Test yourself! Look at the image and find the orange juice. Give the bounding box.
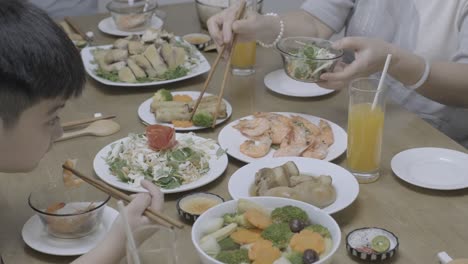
[231,41,256,69]
[347,103,385,174]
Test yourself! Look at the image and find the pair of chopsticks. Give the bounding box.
[61,115,116,130]
[62,164,185,229]
[190,1,247,128]
[64,16,91,42]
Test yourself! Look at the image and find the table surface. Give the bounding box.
[1,3,467,264]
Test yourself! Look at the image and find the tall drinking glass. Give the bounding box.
[347,78,387,183]
[230,0,256,76]
[122,225,178,264]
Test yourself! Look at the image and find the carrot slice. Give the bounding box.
[245,208,272,230]
[230,228,262,244]
[173,94,193,102]
[248,239,281,264]
[289,229,325,254]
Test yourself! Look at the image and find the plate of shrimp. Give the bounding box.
[218,112,347,163]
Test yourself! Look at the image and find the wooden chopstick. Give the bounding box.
[64,16,89,41]
[61,115,116,130]
[62,164,185,229]
[190,1,247,122]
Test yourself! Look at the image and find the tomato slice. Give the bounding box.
[146,125,177,151]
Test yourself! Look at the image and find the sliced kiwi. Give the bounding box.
[371,235,390,253]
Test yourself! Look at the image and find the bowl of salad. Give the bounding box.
[276,37,343,83]
[192,197,341,264]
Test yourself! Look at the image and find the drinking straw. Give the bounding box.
[372,54,392,110]
[117,200,141,264]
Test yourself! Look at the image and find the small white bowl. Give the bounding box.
[191,197,341,264]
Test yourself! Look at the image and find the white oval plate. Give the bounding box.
[218,112,347,163]
[138,91,233,131]
[228,157,359,214]
[391,147,468,190]
[264,69,334,97]
[81,44,210,87]
[98,16,163,37]
[93,134,228,193]
[22,206,118,256]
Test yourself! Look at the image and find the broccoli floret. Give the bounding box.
[304,224,331,238]
[223,213,254,228]
[192,111,214,127]
[271,206,309,224]
[215,249,251,264]
[284,251,303,264]
[261,223,293,249]
[153,89,173,102]
[219,237,240,251]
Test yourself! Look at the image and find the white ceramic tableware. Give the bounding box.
[438,251,468,264]
[138,91,233,131]
[391,147,468,190]
[228,157,359,214]
[98,16,163,37]
[264,69,334,97]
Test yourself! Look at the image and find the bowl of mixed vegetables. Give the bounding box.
[276,37,343,83]
[192,197,341,264]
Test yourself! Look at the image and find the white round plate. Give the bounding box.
[93,134,228,193]
[81,44,210,87]
[391,147,468,190]
[22,206,118,256]
[98,16,163,37]
[138,91,233,131]
[228,157,359,214]
[218,112,347,163]
[264,69,335,97]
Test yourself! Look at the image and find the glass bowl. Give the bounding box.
[107,0,159,32]
[28,184,110,239]
[195,0,263,30]
[276,37,344,83]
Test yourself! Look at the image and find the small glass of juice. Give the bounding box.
[347,77,387,183]
[230,0,256,76]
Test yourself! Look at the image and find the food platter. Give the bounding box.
[138,91,233,130]
[93,133,228,193]
[22,206,118,256]
[228,157,359,214]
[391,147,468,190]
[218,112,347,163]
[81,44,210,87]
[98,16,164,37]
[264,69,335,97]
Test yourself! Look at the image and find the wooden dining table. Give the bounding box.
[1,3,467,264]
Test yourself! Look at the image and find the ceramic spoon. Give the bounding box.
[56,120,120,142]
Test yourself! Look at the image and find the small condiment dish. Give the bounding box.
[183,33,212,51]
[346,227,399,261]
[176,192,224,223]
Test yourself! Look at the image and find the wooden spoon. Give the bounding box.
[56,120,120,142]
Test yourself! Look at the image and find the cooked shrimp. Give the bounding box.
[240,136,272,158]
[291,115,321,136]
[302,141,328,159]
[274,144,309,157]
[233,118,270,138]
[269,116,292,144]
[319,119,334,146]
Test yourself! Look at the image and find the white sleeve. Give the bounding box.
[453,2,468,63]
[300,0,355,33]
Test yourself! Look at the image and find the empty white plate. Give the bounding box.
[228,157,359,214]
[22,206,118,256]
[391,148,468,190]
[98,16,164,37]
[264,69,334,97]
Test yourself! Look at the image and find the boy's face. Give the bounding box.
[0,98,65,172]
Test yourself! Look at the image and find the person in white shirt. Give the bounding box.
[208,0,468,147]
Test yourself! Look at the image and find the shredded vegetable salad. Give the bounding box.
[105,133,222,189]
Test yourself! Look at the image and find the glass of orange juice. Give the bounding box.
[230,0,256,76]
[347,78,387,183]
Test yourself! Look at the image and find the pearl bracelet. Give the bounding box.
[407,57,431,90]
[257,13,284,48]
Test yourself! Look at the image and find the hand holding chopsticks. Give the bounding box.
[190,1,247,128]
[62,164,185,229]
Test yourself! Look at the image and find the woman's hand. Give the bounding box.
[319,37,397,89]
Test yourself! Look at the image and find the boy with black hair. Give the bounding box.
[0,1,163,263]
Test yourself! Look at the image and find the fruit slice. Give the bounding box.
[371,235,390,253]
